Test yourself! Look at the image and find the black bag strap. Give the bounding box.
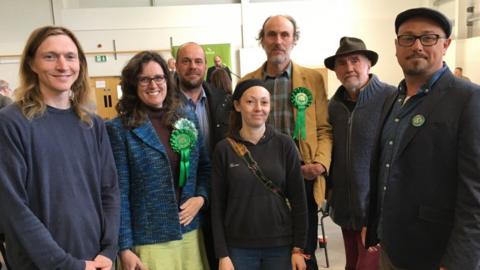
[226,137,287,200]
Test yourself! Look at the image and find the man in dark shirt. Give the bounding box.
[366,8,480,270]
[0,26,119,270]
[206,55,232,83]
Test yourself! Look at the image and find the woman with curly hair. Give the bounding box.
[106,51,211,270]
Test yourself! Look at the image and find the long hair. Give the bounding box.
[227,104,242,137]
[210,69,232,94]
[15,26,93,125]
[116,51,179,129]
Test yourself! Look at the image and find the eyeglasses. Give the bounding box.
[138,75,166,86]
[397,34,445,47]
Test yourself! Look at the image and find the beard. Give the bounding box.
[267,45,292,66]
[269,54,288,65]
[402,60,429,76]
[343,78,361,92]
[400,54,429,76]
[179,76,203,91]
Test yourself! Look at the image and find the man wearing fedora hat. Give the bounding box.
[326,37,395,270]
[365,8,480,270]
[241,15,332,269]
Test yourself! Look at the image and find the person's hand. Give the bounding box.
[361,227,380,253]
[85,261,97,270]
[219,256,235,270]
[301,163,326,180]
[119,249,149,270]
[179,196,204,226]
[93,254,113,270]
[291,253,307,270]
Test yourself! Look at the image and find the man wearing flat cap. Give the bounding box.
[326,37,395,270]
[241,15,332,269]
[366,7,480,270]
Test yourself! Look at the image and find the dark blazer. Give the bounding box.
[179,82,231,154]
[366,69,480,270]
[204,82,231,152]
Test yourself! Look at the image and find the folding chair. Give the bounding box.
[317,202,330,268]
[0,233,11,270]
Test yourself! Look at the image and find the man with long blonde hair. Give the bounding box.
[0,26,120,270]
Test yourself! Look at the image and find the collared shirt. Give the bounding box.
[180,87,210,151]
[263,62,294,137]
[377,64,448,238]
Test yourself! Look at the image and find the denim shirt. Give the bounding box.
[180,87,210,151]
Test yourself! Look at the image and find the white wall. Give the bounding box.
[0,0,53,89]
[238,0,420,94]
[1,0,478,96]
[454,37,480,83]
[59,4,243,78]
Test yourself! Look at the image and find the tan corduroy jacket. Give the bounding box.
[241,62,333,204]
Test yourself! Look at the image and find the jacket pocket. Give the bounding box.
[418,205,454,226]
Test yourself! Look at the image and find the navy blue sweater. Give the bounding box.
[328,75,395,230]
[0,104,120,270]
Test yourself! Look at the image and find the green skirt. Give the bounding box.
[129,229,210,270]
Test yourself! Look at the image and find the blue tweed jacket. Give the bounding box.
[106,109,210,250]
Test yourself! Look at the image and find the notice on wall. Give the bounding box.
[117,85,123,99]
[95,80,106,88]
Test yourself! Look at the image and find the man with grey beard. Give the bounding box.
[241,15,332,269]
[325,36,395,270]
[175,42,231,270]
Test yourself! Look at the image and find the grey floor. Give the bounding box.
[0,215,347,270]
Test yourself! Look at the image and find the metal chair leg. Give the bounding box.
[320,214,330,268]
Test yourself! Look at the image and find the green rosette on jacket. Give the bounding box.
[290,87,313,140]
[170,118,198,187]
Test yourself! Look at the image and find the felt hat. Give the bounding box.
[324,37,378,70]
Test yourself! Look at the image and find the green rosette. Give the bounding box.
[290,87,313,140]
[174,118,198,139]
[170,119,197,187]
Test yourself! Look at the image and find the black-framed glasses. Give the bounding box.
[138,75,166,86]
[397,34,445,47]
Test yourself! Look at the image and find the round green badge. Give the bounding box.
[411,114,425,127]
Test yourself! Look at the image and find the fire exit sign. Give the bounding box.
[95,55,107,62]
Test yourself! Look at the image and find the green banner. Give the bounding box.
[172,43,231,76]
